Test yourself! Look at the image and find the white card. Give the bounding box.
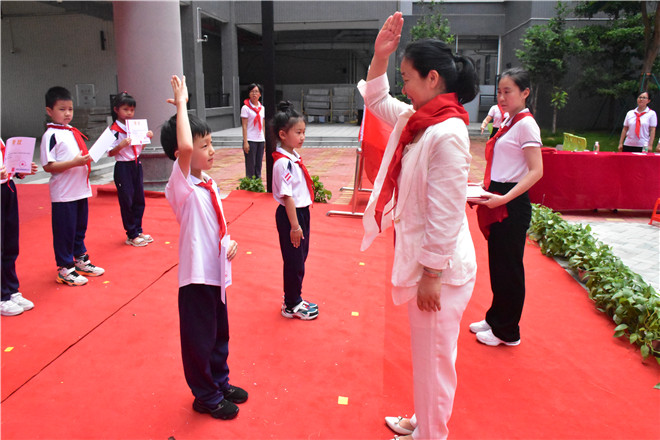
[467,184,492,201]
[89,127,116,162]
[4,137,36,174]
[126,119,151,146]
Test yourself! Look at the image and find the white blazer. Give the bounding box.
[358,74,477,305]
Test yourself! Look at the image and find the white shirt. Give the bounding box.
[272,146,313,207]
[488,104,506,128]
[40,124,92,203]
[490,110,542,183]
[240,103,265,142]
[358,73,477,305]
[623,107,657,147]
[110,120,143,162]
[165,159,228,288]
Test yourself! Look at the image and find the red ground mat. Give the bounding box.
[1,185,658,439]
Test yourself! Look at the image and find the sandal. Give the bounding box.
[385,416,414,435]
[125,236,147,247]
[139,233,154,243]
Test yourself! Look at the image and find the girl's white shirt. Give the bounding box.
[358,73,477,305]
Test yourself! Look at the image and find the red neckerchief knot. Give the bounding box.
[634,110,648,138]
[272,151,315,205]
[111,121,139,164]
[196,177,227,255]
[47,124,91,185]
[374,92,469,231]
[483,111,534,190]
[244,99,263,132]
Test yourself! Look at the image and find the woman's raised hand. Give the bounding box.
[374,11,403,59]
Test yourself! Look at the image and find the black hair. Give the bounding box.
[246,83,263,100]
[402,39,479,104]
[111,92,137,121]
[638,91,653,102]
[272,101,304,141]
[499,67,532,109]
[160,113,212,161]
[45,86,73,108]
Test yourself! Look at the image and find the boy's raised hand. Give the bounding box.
[167,75,189,107]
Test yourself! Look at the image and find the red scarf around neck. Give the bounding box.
[374,92,469,231]
[110,121,139,163]
[244,99,263,132]
[47,123,91,185]
[634,109,648,138]
[196,177,227,255]
[482,111,534,189]
[272,150,315,204]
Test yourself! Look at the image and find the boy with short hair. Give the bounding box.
[41,86,105,286]
[161,75,247,420]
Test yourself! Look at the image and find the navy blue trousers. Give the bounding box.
[243,141,265,179]
[178,283,230,407]
[485,181,531,342]
[2,181,20,301]
[275,204,310,309]
[51,199,88,268]
[113,161,145,239]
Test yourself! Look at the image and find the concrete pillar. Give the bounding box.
[113,1,184,191]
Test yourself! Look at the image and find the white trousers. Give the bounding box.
[407,277,475,440]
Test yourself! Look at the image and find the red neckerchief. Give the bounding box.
[497,103,505,126]
[111,121,139,163]
[374,92,469,231]
[634,109,648,138]
[483,111,534,189]
[244,99,263,132]
[47,124,91,185]
[272,150,314,205]
[196,177,227,255]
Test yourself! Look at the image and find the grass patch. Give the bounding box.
[541,129,621,152]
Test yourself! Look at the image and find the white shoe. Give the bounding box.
[57,266,88,286]
[476,329,520,346]
[469,319,491,334]
[10,293,34,311]
[385,416,414,435]
[1,300,24,316]
[74,254,105,277]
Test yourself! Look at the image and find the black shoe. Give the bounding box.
[222,385,248,404]
[192,398,239,420]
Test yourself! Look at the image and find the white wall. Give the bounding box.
[1,11,117,139]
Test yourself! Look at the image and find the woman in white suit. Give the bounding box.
[358,12,478,440]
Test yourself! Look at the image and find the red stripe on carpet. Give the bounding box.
[1,185,658,439]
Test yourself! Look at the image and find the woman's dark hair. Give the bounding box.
[246,83,263,100]
[403,39,479,104]
[499,67,532,109]
[111,92,137,121]
[272,100,304,140]
[160,113,211,161]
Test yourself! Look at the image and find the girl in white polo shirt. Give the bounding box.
[618,91,657,152]
[240,83,266,178]
[471,67,543,347]
[272,101,319,321]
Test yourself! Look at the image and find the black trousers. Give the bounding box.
[275,204,310,309]
[51,199,88,268]
[489,126,500,139]
[485,181,531,342]
[113,161,145,239]
[622,145,644,152]
[178,283,230,407]
[244,141,265,179]
[1,181,19,300]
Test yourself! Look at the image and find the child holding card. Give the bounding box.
[1,138,38,316]
[108,92,154,247]
[41,86,105,286]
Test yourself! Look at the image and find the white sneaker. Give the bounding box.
[469,319,491,334]
[1,300,24,316]
[476,329,520,346]
[75,254,105,277]
[57,266,88,286]
[10,293,34,311]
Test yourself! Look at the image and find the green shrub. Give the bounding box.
[528,204,660,370]
[312,175,332,203]
[236,176,265,193]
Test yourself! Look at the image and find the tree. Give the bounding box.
[410,0,454,43]
[516,2,575,132]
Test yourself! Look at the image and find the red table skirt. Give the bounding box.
[528,149,660,211]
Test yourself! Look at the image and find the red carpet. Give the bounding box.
[2,185,658,439]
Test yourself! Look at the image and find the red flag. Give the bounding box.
[359,107,392,184]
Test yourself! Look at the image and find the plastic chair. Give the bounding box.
[650,198,660,225]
